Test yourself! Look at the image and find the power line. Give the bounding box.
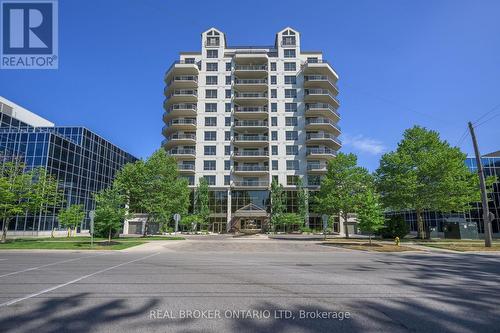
[473,111,500,128]
[472,102,500,125]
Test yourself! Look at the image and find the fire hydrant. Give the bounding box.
[395,237,400,247]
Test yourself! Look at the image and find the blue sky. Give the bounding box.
[1,0,499,170]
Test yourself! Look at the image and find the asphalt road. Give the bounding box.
[0,236,499,333]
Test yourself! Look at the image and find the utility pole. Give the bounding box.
[468,122,492,247]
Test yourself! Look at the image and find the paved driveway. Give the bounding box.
[0,236,499,332]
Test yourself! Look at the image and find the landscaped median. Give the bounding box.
[403,239,500,252]
[320,239,419,252]
[0,236,185,250]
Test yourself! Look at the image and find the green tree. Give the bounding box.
[270,179,285,232]
[179,214,201,232]
[195,178,210,231]
[58,204,85,237]
[315,153,373,238]
[279,213,304,233]
[115,149,190,235]
[29,167,64,230]
[357,189,385,245]
[94,187,127,242]
[375,126,485,239]
[296,177,308,225]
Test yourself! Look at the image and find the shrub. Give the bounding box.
[300,226,312,234]
[377,216,410,239]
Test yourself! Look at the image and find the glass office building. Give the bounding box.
[0,98,137,234]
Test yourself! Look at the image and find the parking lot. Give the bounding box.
[0,236,499,332]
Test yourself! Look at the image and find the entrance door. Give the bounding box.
[241,219,262,231]
[212,222,225,234]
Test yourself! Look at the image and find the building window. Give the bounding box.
[284,49,296,58]
[308,175,321,186]
[307,57,318,63]
[285,117,297,126]
[225,75,231,85]
[286,145,298,155]
[184,58,195,64]
[205,131,216,141]
[205,117,217,126]
[272,145,278,155]
[271,117,277,126]
[271,103,277,112]
[204,160,216,170]
[284,76,296,84]
[206,76,217,85]
[225,131,231,141]
[270,76,277,85]
[287,175,299,186]
[225,103,231,112]
[225,116,231,126]
[225,89,231,98]
[206,89,217,98]
[270,62,276,71]
[286,160,299,170]
[205,103,217,112]
[206,62,218,71]
[286,131,298,140]
[271,89,277,98]
[272,160,278,170]
[226,62,232,71]
[284,62,296,71]
[224,160,231,170]
[282,36,296,46]
[204,146,216,155]
[204,175,216,185]
[271,131,278,141]
[285,103,297,112]
[285,89,297,98]
[207,49,218,58]
[224,145,231,155]
[224,175,230,185]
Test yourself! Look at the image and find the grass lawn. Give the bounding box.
[421,243,500,252]
[322,241,418,252]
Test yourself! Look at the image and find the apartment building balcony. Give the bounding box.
[233,52,269,62]
[177,163,196,173]
[232,179,269,189]
[165,60,200,81]
[233,78,268,91]
[306,132,342,149]
[164,89,198,104]
[162,133,196,148]
[234,64,268,78]
[305,103,340,121]
[233,150,269,161]
[162,118,197,134]
[302,59,339,81]
[233,165,269,175]
[306,147,337,159]
[304,89,339,107]
[234,91,268,104]
[234,106,268,119]
[305,118,341,135]
[234,120,268,132]
[307,162,328,174]
[233,135,269,147]
[163,103,197,120]
[165,75,198,92]
[304,75,339,95]
[167,148,196,159]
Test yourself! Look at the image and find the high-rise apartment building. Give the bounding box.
[162,28,341,233]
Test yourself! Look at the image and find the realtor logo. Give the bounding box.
[1,0,58,69]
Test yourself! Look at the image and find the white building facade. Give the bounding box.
[162,28,341,233]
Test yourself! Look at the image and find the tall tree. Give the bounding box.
[270,179,285,232]
[58,204,85,237]
[315,153,373,238]
[29,167,64,230]
[296,177,308,225]
[357,189,385,245]
[375,126,485,239]
[195,178,210,230]
[94,187,127,242]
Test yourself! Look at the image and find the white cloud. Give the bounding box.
[342,134,387,155]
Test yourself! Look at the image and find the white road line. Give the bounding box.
[0,252,161,308]
[0,253,111,278]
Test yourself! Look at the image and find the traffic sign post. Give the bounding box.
[89,210,96,248]
[173,213,181,234]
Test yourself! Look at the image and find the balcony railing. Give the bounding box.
[234,106,268,112]
[304,75,337,87]
[234,65,268,71]
[167,89,197,98]
[306,118,341,131]
[165,60,201,74]
[306,148,337,156]
[233,180,269,187]
[167,103,197,112]
[305,103,340,118]
[234,78,267,85]
[234,135,268,142]
[234,120,268,127]
[167,75,198,86]
[168,148,196,155]
[307,163,328,171]
[234,92,268,98]
[178,164,195,171]
[168,133,196,140]
[166,119,197,126]
[234,166,269,172]
[234,151,269,157]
